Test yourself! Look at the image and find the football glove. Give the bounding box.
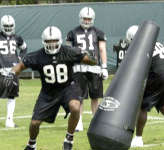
[101,64,108,80]
[2,71,17,89]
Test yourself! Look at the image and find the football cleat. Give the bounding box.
[131,136,143,147]
[24,145,36,150]
[5,119,18,128]
[62,141,73,150]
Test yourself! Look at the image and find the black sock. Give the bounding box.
[65,133,74,142]
[28,139,36,147]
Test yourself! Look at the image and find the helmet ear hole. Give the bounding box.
[1,15,15,36]
[42,26,62,55]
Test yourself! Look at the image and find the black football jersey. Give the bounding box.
[144,42,164,92]
[0,32,26,68]
[149,42,164,76]
[66,26,106,65]
[23,45,85,95]
[113,39,129,68]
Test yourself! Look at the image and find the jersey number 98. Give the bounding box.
[43,64,68,84]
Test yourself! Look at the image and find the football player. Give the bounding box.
[66,6,108,131]
[0,15,27,128]
[113,25,138,68]
[4,26,97,150]
[117,25,164,147]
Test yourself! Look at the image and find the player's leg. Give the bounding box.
[24,120,42,150]
[68,99,81,133]
[88,73,103,115]
[6,75,19,128]
[136,109,148,136]
[25,92,60,150]
[131,89,161,147]
[75,73,88,132]
[91,98,99,115]
[6,97,17,127]
[131,109,147,147]
[62,82,81,150]
[63,99,80,150]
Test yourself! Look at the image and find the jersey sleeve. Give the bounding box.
[16,36,27,50]
[22,52,39,70]
[16,36,27,59]
[66,30,74,42]
[96,29,107,41]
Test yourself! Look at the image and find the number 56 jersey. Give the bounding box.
[22,45,85,94]
[0,32,26,68]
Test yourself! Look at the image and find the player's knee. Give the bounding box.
[69,100,80,114]
[31,120,41,127]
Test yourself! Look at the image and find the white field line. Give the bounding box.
[1,113,164,148]
[0,124,68,131]
[147,120,164,125]
[143,142,164,147]
[148,116,164,120]
[0,111,92,120]
[131,142,164,148]
[0,111,163,121]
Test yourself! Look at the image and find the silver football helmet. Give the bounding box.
[79,7,95,29]
[42,26,62,55]
[126,25,138,43]
[1,15,15,36]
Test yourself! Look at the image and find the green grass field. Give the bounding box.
[0,76,164,150]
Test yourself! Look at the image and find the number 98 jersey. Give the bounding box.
[22,45,85,95]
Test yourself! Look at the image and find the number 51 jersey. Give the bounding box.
[66,25,106,65]
[22,45,85,95]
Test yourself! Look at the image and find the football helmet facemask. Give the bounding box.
[126,25,138,43]
[79,7,95,29]
[42,26,62,55]
[1,15,15,36]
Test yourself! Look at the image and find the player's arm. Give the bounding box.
[99,41,107,68]
[19,42,27,59]
[99,40,109,79]
[66,31,73,47]
[16,36,27,60]
[11,61,27,75]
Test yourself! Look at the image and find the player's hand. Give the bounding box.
[102,68,108,80]
[101,64,108,80]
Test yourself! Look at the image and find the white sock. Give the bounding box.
[6,98,15,121]
[79,115,82,122]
